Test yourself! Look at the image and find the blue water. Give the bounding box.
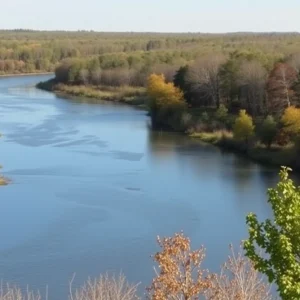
[0,75,279,298]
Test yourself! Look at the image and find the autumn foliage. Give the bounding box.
[147,74,186,130]
[148,233,273,300]
[147,233,212,300]
[281,106,300,137]
[233,110,255,143]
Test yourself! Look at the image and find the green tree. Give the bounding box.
[258,115,278,148]
[233,110,255,143]
[244,167,300,300]
[173,65,193,104]
[215,104,228,123]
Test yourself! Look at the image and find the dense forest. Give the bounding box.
[1,30,300,75]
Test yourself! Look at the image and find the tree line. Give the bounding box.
[1,30,300,74]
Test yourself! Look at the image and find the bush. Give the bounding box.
[258,115,278,148]
[233,110,255,144]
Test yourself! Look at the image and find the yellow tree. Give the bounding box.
[233,110,255,144]
[281,106,300,136]
[147,74,186,130]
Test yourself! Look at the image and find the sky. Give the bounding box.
[1,0,300,33]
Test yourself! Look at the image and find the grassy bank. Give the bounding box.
[190,131,299,170]
[37,79,148,108]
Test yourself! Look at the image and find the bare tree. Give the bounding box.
[187,55,226,108]
[266,63,298,114]
[238,61,267,116]
[0,284,42,300]
[206,245,273,300]
[69,273,139,300]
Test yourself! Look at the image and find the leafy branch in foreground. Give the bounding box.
[244,167,300,300]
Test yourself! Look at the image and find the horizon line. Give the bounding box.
[1,29,300,35]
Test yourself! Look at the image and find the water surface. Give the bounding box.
[0,75,280,298]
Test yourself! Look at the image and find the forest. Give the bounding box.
[1,30,300,75]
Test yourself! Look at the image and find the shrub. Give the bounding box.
[233,110,255,144]
[258,115,278,148]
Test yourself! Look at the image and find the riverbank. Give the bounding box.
[0,72,54,78]
[37,79,148,108]
[37,79,300,172]
[190,131,299,170]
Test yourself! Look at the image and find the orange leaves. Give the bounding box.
[147,233,212,300]
[147,233,272,300]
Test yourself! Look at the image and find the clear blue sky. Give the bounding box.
[1,0,300,32]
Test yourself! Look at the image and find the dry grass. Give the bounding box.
[69,274,139,300]
[190,130,233,144]
[0,284,42,300]
[53,84,147,105]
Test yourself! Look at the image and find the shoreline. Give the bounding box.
[0,72,54,78]
[36,79,148,109]
[37,79,300,172]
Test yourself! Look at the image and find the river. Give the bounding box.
[0,75,281,298]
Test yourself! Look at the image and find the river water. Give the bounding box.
[0,75,281,298]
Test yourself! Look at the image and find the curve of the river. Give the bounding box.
[0,75,281,298]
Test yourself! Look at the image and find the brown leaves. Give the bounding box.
[147,234,273,300]
[147,233,212,300]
